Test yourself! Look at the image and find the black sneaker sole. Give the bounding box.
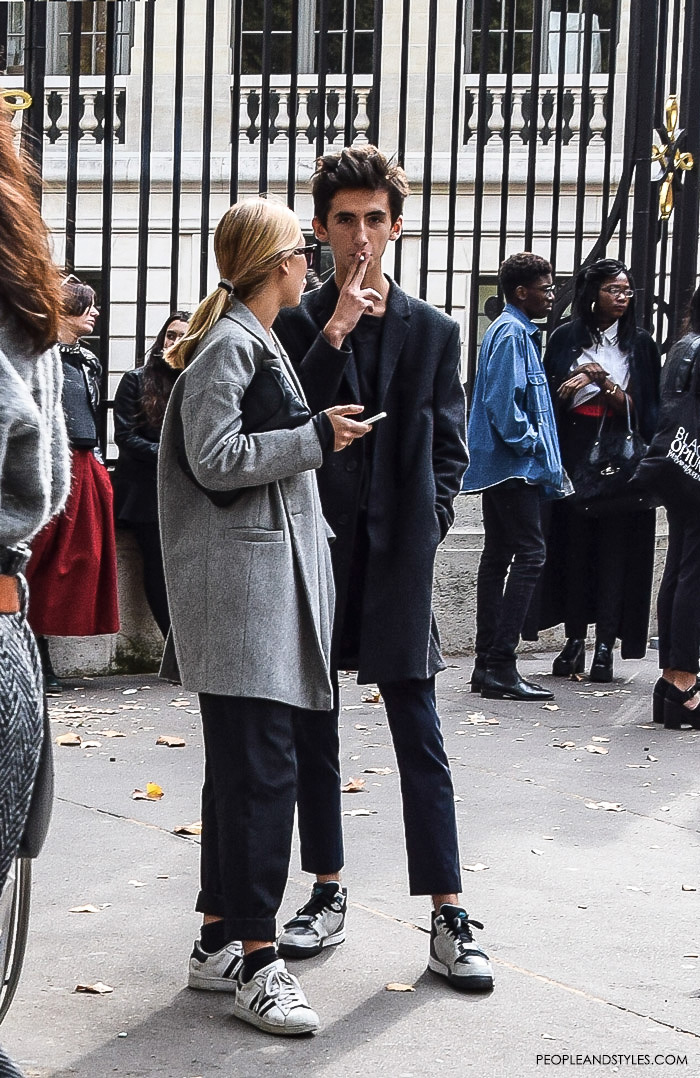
[428,957,494,993]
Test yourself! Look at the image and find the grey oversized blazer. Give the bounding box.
[158,300,335,711]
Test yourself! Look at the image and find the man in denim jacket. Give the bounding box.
[463,253,567,701]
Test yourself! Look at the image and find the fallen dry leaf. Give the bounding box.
[156,735,186,748]
[542,703,560,711]
[69,904,110,914]
[75,982,113,994]
[554,741,576,749]
[682,884,697,892]
[585,800,623,812]
[591,736,610,743]
[342,809,377,817]
[462,862,489,872]
[94,730,126,738]
[531,848,543,856]
[173,822,202,836]
[585,745,609,755]
[385,982,415,992]
[169,698,192,708]
[122,689,138,695]
[363,767,393,775]
[128,879,146,887]
[56,732,82,747]
[353,723,368,730]
[647,754,658,762]
[132,782,164,801]
[361,689,382,703]
[461,714,500,726]
[341,777,366,794]
[342,705,364,711]
[81,741,101,750]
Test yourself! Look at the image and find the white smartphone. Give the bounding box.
[363,411,387,425]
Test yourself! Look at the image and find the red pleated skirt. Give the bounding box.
[26,449,120,636]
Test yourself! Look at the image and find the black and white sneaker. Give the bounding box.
[188,939,244,992]
[277,882,347,958]
[233,958,319,1035]
[428,904,494,992]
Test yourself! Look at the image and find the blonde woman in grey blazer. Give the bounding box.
[159,199,369,1037]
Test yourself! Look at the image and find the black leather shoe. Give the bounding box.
[552,638,585,677]
[481,669,554,701]
[589,641,614,683]
[470,664,486,693]
[652,677,669,724]
[663,680,700,729]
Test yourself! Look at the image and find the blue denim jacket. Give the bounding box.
[462,304,566,499]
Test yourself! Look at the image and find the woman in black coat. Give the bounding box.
[112,311,190,636]
[652,286,700,729]
[530,259,660,681]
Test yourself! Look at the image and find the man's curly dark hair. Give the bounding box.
[499,253,552,302]
[311,145,410,226]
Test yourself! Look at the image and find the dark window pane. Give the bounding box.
[473,0,504,32]
[322,32,343,73]
[271,34,291,73]
[242,34,263,73]
[271,0,292,33]
[356,0,374,30]
[354,32,373,73]
[243,0,264,32]
[515,0,533,31]
[513,31,532,72]
[327,0,344,31]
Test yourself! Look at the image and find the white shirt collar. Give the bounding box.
[601,321,619,346]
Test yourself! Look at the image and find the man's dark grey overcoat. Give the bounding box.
[275,277,468,684]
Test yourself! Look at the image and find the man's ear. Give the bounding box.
[389,215,403,242]
[312,215,329,243]
[514,283,528,302]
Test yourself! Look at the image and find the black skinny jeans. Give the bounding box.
[132,523,170,638]
[657,508,700,674]
[475,479,547,669]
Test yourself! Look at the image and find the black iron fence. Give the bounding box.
[2,0,699,434]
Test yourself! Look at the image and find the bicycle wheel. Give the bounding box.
[0,858,32,1024]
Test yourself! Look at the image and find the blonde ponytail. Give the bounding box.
[166,286,230,370]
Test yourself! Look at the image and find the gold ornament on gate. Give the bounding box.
[0,88,32,112]
[651,94,695,221]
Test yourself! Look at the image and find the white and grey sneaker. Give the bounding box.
[188,939,244,992]
[233,958,319,1035]
[278,882,347,958]
[428,904,494,992]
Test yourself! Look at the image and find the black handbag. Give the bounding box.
[170,358,311,508]
[632,339,700,511]
[569,395,655,517]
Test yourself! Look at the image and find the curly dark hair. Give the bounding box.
[571,258,637,351]
[311,145,410,227]
[499,253,552,302]
[141,311,191,428]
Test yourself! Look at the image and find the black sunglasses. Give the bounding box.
[290,243,319,268]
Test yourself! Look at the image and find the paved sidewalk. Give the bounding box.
[2,650,699,1078]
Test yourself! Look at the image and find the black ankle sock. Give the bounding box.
[242,946,277,982]
[200,920,229,954]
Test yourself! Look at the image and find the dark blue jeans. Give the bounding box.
[294,675,462,897]
[475,479,547,669]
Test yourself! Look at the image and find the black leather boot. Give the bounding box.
[552,638,585,677]
[589,640,614,683]
[481,667,554,701]
[36,634,64,694]
[470,661,487,693]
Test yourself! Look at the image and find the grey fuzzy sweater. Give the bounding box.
[0,310,70,549]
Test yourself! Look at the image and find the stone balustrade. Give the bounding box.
[463,78,609,147]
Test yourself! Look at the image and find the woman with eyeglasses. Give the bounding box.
[528,258,660,682]
[25,276,119,692]
[159,199,368,1036]
[112,311,191,637]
